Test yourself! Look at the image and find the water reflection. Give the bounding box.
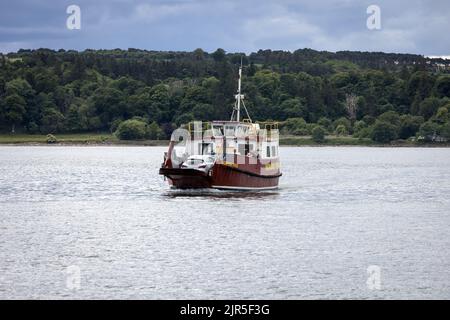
[162,188,280,200]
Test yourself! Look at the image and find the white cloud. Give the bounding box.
[427,55,450,60]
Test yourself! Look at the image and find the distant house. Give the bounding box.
[417,133,448,143]
[432,134,448,143]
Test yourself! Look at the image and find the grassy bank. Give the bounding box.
[0,133,168,146]
[280,135,450,147]
[280,135,376,146]
[0,133,447,147]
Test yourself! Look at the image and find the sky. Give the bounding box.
[0,0,449,56]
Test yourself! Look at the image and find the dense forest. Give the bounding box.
[1,48,450,142]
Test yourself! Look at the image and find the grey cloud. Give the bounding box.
[0,0,448,56]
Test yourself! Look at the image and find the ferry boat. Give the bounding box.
[159,64,282,190]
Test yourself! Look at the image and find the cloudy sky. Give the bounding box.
[0,0,449,56]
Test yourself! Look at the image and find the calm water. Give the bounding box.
[0,146,449,299]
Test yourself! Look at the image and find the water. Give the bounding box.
[0,146,449,299]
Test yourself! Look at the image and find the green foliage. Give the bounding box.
[46,134,57,144]
[398,115,424,139]
[418,121,440,140]
[0,48,449,142]
[333,117,351,132]
[434,107,449,124]
[441,122,450,139]
[419,97,441,120]
[435,75,450,98]
[362,115,376,125]
[211,48,226,62]
[354,127,372,139]
[115,119,147,140]
[311,125,326,143]
[377,111,401,127]
[41,108,65,133]
[335,124,348,136]
[317,117,332,131]
[370,121,398,143]
[353,120,368,138]
[4,94,26,126]
[279,98,307,120]
[282,118,309,135]
[353,120,367,132]
[147,121,164,140]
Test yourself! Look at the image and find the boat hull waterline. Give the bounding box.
[159,164,281,190]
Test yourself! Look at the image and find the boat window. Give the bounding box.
[201,143,214,155]
[236,126,248,137]
[266,146,271,157]
[272,146,276,157]
[212,126,223,136]
[225,125,235,136]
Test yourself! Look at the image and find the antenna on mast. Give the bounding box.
[231,56,252,123]
[236,57,242,122]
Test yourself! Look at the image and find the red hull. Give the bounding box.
[159,163,281,190]
[159,168,210,189]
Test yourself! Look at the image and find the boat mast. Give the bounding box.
[231,57,252,123]
[236,60,242,122]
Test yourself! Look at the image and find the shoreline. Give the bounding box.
[0,133,448,148]
[1,141,449,148]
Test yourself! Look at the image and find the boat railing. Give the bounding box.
[187,121,211,137]
[257,121,279,131]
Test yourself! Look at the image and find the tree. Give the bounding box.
[115,119,147,140]
[362,115,376,125]
[398,115,424,139]
[317,117,332,132]
[41,108,65,133]
[279,98,307,120]
[193,48,206,61]
[419,97,440,120]
[333,117,351,132]
[418,121,440,141]
[353,120,367,133]
[311,125,326,143]
[147,121,164,140]
[370,121,398,143]
[91,87,126,127]
[282,118,309,135]
[434,107,449,124]
[335,124,348,136]
[344,93,358,121]
[407,71,434,102]
[4,94,26,133]
[211,48,226,62]
[66,105,82,132]
[441,122,450,139]
[377,111,401,127]
[435,75,450,98]
[34,71,58,93]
